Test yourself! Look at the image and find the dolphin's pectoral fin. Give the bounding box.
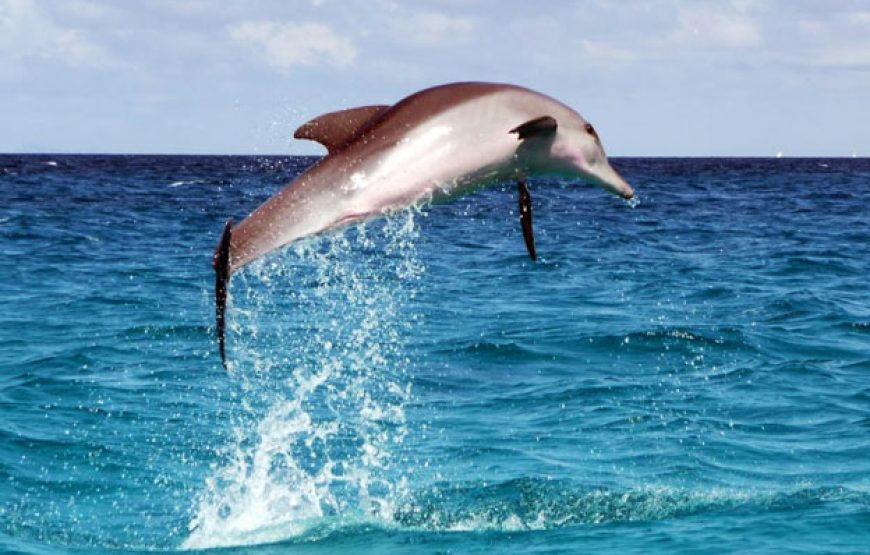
[517,179,537,261]
[294,105,390,154]
[509,116,557,140]
[213,218,233,370]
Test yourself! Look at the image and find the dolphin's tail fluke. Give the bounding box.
[213,218,233,369]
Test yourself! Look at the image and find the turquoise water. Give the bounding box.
[0,155,868,553]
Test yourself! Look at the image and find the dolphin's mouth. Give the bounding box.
[609,170,634,200]
[584,160,634,200]
[598,177,634,200]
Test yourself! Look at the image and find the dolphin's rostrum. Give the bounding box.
[213,82,634,368]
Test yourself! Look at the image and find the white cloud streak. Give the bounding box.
[229,21,356,70]
[668,5,762,49]
[0,0,120,72]
[388,11,475,45]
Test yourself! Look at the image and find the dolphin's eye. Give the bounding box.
[584,123,598,139]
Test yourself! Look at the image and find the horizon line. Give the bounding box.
[1,152,866,159]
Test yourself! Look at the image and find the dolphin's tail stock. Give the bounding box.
[213,218,233,369]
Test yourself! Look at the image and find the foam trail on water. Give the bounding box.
[183,211,424,549]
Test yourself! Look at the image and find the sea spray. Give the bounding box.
[183,210,425,549]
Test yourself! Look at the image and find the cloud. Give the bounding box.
[543,1,764,70]
[229,21,356,70]
[580,39,639,66]
[669,6,762,48]
[849,11,870,25]
[390,11,475,45]
[788,8,870,69]
[804,46,870,69]
[55,0,109,20]
[0,0,121,72]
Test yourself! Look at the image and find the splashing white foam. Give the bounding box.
[183,211,424,549]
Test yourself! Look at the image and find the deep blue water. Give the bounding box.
[0,154,868,554]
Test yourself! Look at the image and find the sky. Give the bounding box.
[1,0,868,156]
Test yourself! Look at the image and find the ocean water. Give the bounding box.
[0,154,868,554]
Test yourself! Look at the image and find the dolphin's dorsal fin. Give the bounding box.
[510,116,557,140]
[294,105,390,154]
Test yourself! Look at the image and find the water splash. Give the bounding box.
[183,211,424,549]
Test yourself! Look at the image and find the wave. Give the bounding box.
[168,179,206,188]
[391,479,862,531]
[181,477,865,549]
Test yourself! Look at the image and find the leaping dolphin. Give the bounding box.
[213,82,634,367]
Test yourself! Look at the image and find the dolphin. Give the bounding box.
[213,81,634,367]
